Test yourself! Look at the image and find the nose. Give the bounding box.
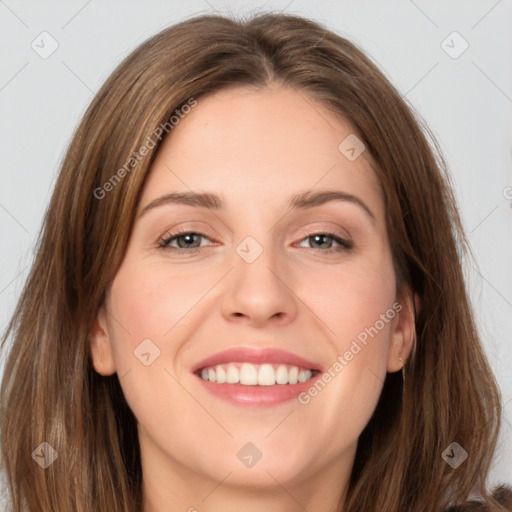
[221,241,298,327]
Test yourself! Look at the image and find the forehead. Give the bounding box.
[141,85,383,218]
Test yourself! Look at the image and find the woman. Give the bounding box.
[1,12,510,512]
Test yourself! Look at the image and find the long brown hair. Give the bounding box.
[1,12,510,512]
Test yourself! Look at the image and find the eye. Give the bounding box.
[296,232,352,252]
[158,230,215,253]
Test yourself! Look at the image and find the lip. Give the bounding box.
[191,346,323,407]
[194,376,322,407]
[191,346,322,374]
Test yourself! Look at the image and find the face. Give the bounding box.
[90,85,413,506]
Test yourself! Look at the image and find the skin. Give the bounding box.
[89,84,414,512]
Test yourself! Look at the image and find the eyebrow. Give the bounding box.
[138,189,375,222]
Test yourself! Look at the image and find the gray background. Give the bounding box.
[1,0,511,492]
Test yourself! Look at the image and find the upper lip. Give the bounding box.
[191,347,322,373]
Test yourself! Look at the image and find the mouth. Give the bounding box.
[195,362,319,386]
[191,347,322,407]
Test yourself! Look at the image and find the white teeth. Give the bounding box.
[275,364,288,385]
[257,364,275,386]
[226,365,239,384]
[215,365,226,383]
[298,369,312,383]
[239,363,258,385]
[199,362,315,385]
[288,366,299,385]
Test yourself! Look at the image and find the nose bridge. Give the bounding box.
[221,232,297,325]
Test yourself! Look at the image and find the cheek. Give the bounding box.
[107,259,211,348]
[294,252,397,427]
[103,261,204,431]
[299,249,397,352]
[104,256,230,405]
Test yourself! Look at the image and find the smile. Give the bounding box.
[191,346,323,406]
[197,362,318,386]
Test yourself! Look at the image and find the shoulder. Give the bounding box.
[445,485,512,511]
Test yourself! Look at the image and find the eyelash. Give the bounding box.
[157,228,353,254]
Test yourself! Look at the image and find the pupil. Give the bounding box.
[313,234,330,248]
[178,234,198,248]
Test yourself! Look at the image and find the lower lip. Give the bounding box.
[194,373,321,407]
